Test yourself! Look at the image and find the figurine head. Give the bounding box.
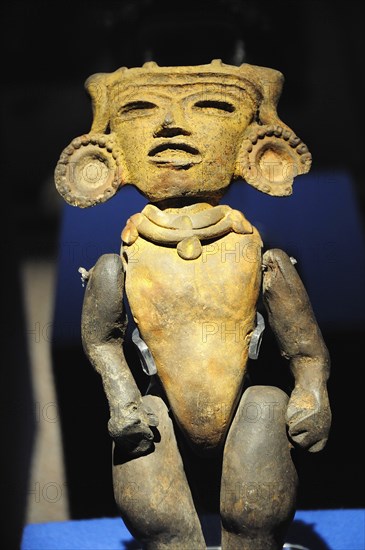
[55,60,311,208]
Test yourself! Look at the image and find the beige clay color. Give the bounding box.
[55,59,311,208]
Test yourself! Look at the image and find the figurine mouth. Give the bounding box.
[148,142,202,167]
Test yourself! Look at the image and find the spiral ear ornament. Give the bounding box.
[54,134,124,207]
[236,125,312,196]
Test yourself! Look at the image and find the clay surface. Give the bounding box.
[55,60,330,550]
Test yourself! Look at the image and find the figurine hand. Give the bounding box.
[108,401,159,457]
[286,385,331,453]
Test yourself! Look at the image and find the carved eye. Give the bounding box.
[119,101,156,114]
[194,100,235,113]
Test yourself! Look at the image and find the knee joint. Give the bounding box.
[239,386,288,427]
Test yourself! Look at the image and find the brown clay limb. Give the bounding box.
[262,249,330,382]
[81,253,158,456]
[221,386,297,550]
[113,395,206,550]
[262,249,331,452]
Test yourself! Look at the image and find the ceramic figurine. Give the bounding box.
[55,60,331,549]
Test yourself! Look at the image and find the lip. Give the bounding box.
[148,140,202,166]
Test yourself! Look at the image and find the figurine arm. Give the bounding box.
[81,253,158,456]
[262,249,331,453]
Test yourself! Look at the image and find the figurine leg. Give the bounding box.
[220,386,298,550]
[112,394,206,550]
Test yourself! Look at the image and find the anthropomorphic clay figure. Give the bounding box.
[55,60,331,550]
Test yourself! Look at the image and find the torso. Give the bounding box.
[122,206,262,454]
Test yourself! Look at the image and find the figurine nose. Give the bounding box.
[162,113,174,127]
[154,107,191,138]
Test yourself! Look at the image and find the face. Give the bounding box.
[109,82,256,204]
